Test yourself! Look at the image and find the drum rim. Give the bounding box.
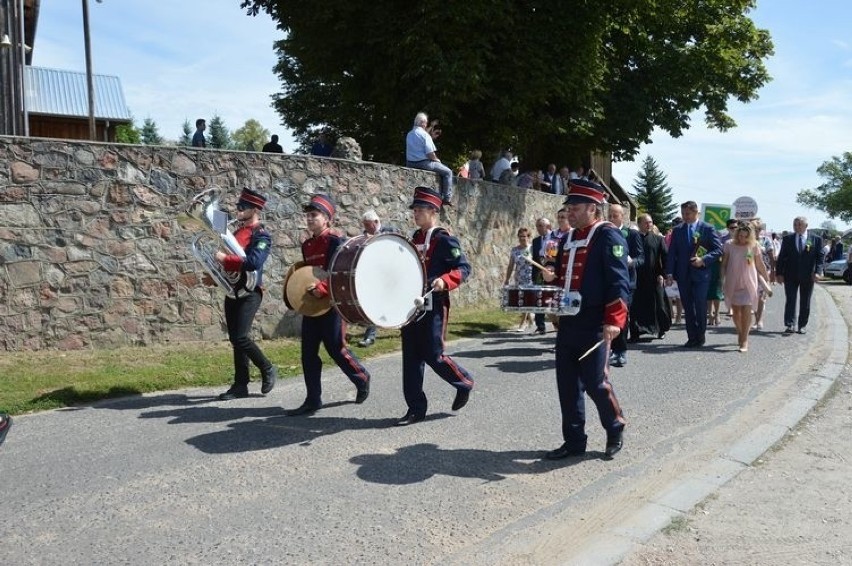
[329,233,426,328]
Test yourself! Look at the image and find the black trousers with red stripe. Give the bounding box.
[400,293,473,415]
[301,309,370,406]
[555,322,626,447]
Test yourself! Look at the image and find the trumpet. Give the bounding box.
[184,188,258,298]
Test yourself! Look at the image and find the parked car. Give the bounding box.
[824,259,849,279]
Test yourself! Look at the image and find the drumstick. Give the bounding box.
[519,254,549,272]
[578,339,605,361]
[413,288,434,308]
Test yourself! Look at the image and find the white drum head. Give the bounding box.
[353,235,424,328]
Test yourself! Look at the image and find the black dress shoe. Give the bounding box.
[355,383,370,404]
[396,411,426,426]
[452,388,470,411]
[287,402,321,416]
[605,431,624,458]
[261,366,278,394]
[682,340,697,348]
[545,442,586,460]
[218,385,249,401]
[784,326,795,334]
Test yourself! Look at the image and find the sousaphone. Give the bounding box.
[283,262,332,317]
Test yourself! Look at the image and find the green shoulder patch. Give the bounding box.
[612,245,624,258]
[451,247,461,258]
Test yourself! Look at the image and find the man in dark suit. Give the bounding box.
[665,201,724,347]
[530,217,552,334]
[775,216,824,334]
[608,203,644,366]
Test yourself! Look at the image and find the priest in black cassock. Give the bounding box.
[630,214,672,341]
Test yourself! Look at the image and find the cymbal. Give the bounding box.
[284,264,331,317]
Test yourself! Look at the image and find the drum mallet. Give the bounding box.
[414,288,435,309]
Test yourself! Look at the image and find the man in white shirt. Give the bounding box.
[490,150,513,182]
[405,112,454,206]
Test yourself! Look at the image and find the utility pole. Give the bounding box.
[82,0,96,140]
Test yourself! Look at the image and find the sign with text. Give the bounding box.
[733,196,759,219]
[701,203,734,231]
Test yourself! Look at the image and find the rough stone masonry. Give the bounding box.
[0,137,560,351]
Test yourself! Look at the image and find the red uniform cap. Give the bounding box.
[238,187,267,210]
[303,193,336,219]
[564,179,607,205]
[409,186,443,210]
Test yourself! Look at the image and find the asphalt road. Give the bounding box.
[0,287,837,565]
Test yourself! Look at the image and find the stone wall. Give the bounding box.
[0,137,563,351]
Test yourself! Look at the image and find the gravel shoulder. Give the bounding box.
[621,282,852,566]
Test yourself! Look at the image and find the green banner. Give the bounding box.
[701,204,733,231]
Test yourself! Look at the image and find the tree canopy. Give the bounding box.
[115,121,141,144]
[797,152,852,223]
[208,114,232,149]
[140,118,163,146]
[631,155,677,232]
[241,0,773,166]
[232,119,271,151]
[180,120,193,146]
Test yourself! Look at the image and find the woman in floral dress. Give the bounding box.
[504,227,534,331]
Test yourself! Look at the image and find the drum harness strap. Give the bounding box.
[561,221,613,297]
[413,226,440,317]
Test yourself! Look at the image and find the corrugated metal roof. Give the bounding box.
[24,66,132,121]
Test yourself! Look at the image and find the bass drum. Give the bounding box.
[329,233,426,328]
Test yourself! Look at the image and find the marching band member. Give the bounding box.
[541,180,630,458]
[289,194,371,415]
[217,188,279,401]
[398,187,474,425]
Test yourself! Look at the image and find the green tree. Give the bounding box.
[140,118,164,145]
[115,121,141,144]
[208,114,232,149]
[240,0,773,166]
[797,152,852,222]
[631,155,677,233]
[232,119,270,151]
[180,119,193,146]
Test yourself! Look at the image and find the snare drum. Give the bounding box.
[329,233,426,328]
[501,285,563,314]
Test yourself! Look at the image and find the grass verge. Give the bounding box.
[0,307,518,415]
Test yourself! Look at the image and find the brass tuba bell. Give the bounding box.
[183,188,258,299]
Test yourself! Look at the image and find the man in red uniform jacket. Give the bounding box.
[217,187,279,400]
[289,194,371,415]
[542,180,630,458]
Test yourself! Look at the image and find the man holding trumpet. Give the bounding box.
[540,180,630,459]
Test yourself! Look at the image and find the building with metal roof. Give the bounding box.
[25,66,132,141]
[1,0,132,141]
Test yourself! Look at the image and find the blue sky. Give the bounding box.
[32,1,851,232]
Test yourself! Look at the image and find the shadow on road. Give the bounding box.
[182,411,452,454]
[351,443,597,485]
